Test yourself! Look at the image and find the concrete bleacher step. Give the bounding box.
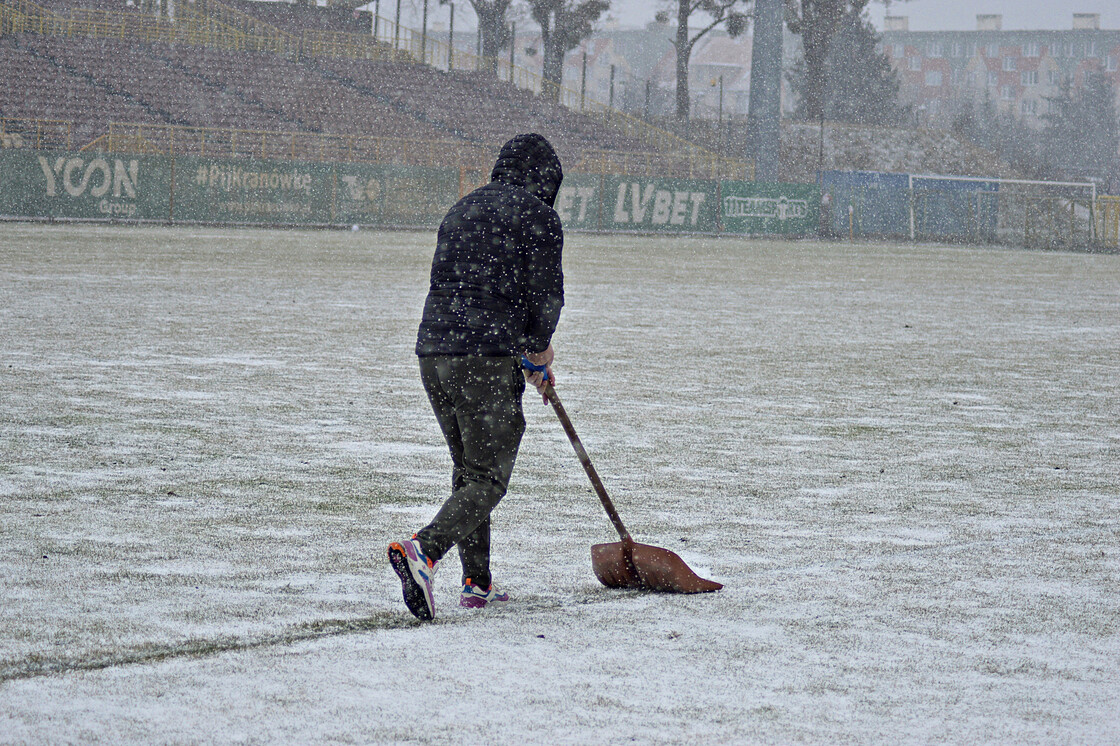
[4,25,668,159]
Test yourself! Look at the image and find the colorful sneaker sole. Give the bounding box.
[459,595,489,609]
[388,542,434,621]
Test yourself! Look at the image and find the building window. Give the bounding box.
[1109,56,1118,72]
[988,71,999,86]
[1087,41,1097,57]
[1064,42,1076,58]
[986,43,999,57]
[909,56,922,71]
[1021,70,1038,86]
[967,71,978,86]
[1048,69,1062,85]
[966,42,977,57]
[1023,42,1040,57]
[1002,56,1017,71]
[951,42,963,57]
[927,42,942,57]
[925,71,943,86]
[893,43,904,58]
[1020,99,1038,115]
[951,68,962,85]
[1001,85,1014,100]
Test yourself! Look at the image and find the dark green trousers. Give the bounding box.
[416,355,526,588]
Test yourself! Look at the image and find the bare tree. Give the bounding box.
[784,1,868,123]
[785,0,913,121]
[787,6,906,125]
[656,0,750,120]
[528,0,610,102]
[468,0,514,76]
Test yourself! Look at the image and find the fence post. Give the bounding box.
[908,174,916,241]
[1090,183,1097,243]
[580,50,587,113]
[393,0,401,49]
[608,64,615,118]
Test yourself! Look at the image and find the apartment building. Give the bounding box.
[879,13,1120,129]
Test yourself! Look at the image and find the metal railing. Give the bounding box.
[2,0,723,161]
[73,122,747,181]
[84,122,493,167]
[573,149,752,181]
[0,117,73,150]
[1097,196,1120,249]
[1,2,255,48]
[297,16,714,159]
[187,0,298,56]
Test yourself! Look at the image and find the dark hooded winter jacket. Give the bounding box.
[415,133,564,357]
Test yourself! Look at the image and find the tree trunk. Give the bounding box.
[539,11,564,102]
[470,1,511,78]
[675,0,691,120]
[801,20,831,122]
[796,1,871,122]
[478,7,503,76]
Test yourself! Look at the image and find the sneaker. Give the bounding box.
[388,536,438,621]
[459,578,510,609]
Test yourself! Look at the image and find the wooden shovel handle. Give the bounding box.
[544,384,632,543]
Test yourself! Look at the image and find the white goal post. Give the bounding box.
[907,173,1097,243]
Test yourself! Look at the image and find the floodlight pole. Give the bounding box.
[448,3,454,71]
[746,0,783,182]
[421,0,429,62]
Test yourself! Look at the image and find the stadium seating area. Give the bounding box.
[0,35,160,144]
[313,57,647,155]
[16,34,291,131]
[148,42,446,139]
[0,0,667,166]
[221,0,370,36]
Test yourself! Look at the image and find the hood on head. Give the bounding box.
[490,133,564,207]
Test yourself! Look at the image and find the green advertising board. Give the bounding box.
[172,156,334,224]
[1,148,824,237]
[334,163,459,227]
[600,176,719,233]
[0,149,172,221]
[720,181,821,235]
[553,174,603,231]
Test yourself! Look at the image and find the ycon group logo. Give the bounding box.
[38,155,140,217]
[723,195,809,221]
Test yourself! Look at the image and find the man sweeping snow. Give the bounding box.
[389,133,565,621]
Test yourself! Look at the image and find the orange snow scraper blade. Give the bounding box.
[543,384,723,594]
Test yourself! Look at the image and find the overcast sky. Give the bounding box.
[605,0,1120,32]
[393,1,1120,35]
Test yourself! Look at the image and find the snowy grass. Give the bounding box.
[1,223,1118,743]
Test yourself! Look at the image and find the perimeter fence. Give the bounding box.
[0,146,813,234]
[2,144,1116,250]
[823,171,1115,251]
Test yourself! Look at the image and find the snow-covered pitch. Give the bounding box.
[2,223,1117,743]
